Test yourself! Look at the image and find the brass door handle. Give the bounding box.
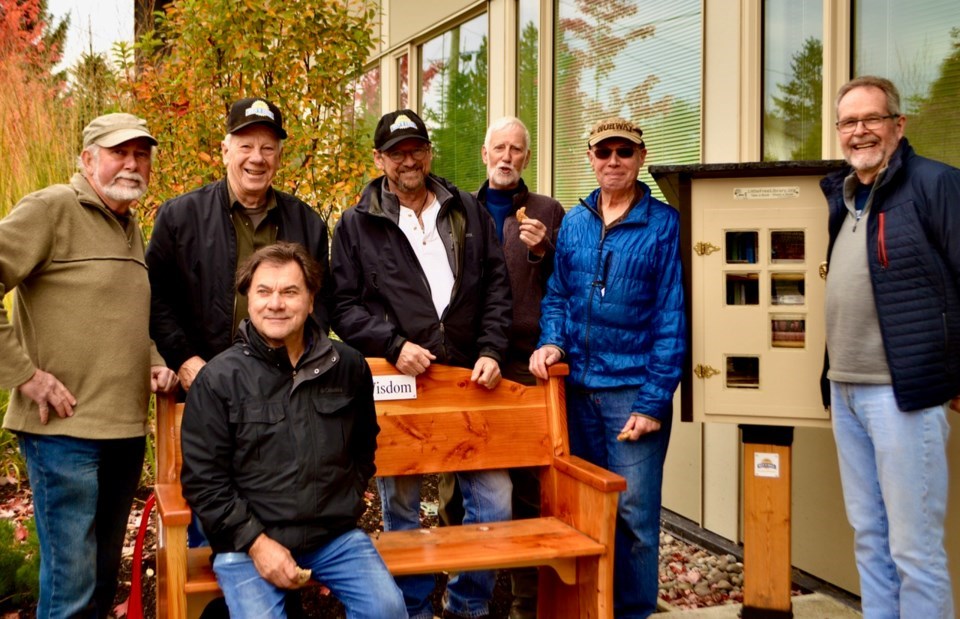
[694,364,720,379]
[694,242,721,256]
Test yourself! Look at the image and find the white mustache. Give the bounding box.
[111,173,145,186]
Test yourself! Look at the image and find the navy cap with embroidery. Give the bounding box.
[226,97,287,139]
[374,109,430,151]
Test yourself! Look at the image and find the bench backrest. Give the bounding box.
[156,359,571,483]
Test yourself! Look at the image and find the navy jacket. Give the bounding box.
[146,179,329,371]
[538,181,686,421]
[821,139,960,411]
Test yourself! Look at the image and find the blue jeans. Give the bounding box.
[830,382,953,619]
[378,470,512,618]
[19,433,145,619]
[567,386,671,619]
[213,528,405,619]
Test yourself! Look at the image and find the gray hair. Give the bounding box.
[835,75,902,117]
[484,116,531,152]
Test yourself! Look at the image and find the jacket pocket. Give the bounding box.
[311,395,352,463]
[229,401,289,464]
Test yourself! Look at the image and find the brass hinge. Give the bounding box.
[693,364,720,379]
[693,242,721,256]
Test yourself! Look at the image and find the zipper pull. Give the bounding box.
[852,209,863,232]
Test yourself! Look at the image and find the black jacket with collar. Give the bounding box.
[821,138,960,411]
[146,179,330,372]
[180,318,377,555]
[330,174,512,368]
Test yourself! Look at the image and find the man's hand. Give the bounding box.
[529,345,562,380]
[396,342,436,376]
[616,414,661,442]
[17,369,77,425]
[518,218,548,256]
[471,357,501,389]
[151,366,179,394]
[248,533,307,590]
[178,356,206,391]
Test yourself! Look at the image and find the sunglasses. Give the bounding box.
[592,146,638,160]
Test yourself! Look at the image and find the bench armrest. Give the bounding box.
[155,483,192,527]
[552,455,627,493]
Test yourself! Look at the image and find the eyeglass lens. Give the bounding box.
[386,147,429,162]
[593,146,636,160]
[836,115,896,133]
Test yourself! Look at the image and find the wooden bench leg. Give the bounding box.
[157,525,187,619]
[537,556,612,619]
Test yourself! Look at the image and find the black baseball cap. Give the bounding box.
[374,109,430,151]
[226,98,287,139]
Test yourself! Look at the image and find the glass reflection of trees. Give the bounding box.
[420,14,488,191]
[553,0,701,206]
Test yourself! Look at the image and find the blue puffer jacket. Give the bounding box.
[538,182,686,421]
[821,138,960,411]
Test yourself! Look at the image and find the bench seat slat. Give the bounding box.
[374,517,604,584]
[181,517,603,592]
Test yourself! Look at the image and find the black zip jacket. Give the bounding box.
[330,174,511,368]
[146,179,330,372]
[180,319,377,555]
[821,138,960,411]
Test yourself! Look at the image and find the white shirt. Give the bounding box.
[397,196,454,319]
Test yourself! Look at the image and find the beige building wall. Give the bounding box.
[369,2,959,609]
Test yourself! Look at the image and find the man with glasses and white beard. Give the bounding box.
[821,75,957,619]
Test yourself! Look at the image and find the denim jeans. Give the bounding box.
[213,528,405,619]
[567,386,671,619]
[19,433,145,619]
[378,470,512,618]
[830,382,953,619]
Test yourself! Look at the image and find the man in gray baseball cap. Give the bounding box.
[0,111,177,617]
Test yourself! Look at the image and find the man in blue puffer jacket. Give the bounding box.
[821,75,957,619]
[530,117,686,619]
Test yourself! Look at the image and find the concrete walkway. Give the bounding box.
[656,593,862,618]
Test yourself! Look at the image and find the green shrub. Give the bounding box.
[0,518,40,609]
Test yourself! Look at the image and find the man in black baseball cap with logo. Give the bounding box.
[145,97,329,613]
[147,96,329,393]
[330,110,513,619]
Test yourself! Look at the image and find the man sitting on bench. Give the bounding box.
[180,242,405,619]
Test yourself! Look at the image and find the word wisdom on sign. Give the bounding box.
[372,374,418,401]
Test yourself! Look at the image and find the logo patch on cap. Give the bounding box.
[389,114,418,134]
[245,100,276,121]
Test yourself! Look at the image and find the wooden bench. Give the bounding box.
[154,360,626,618]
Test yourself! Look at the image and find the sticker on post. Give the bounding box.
[753,452,780,478]
[373,374,417,401]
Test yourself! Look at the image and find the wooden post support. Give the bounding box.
[740,425,794,619]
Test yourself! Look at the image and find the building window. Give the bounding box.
[762,1,823,161]
[553,0,702,206]
[419,13,488,190]
[854,0,960,166]
[353,65,381,151]
[397,54,409,110]
[518,0,540,192]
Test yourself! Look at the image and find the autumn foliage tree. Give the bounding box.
[124,0,379,228]
[0,0,72,217]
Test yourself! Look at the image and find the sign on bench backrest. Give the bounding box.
[368,359,557,476]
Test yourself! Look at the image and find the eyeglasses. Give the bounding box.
[383,146,431,163]
[835,114,899,134]
[592,146,639,160]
